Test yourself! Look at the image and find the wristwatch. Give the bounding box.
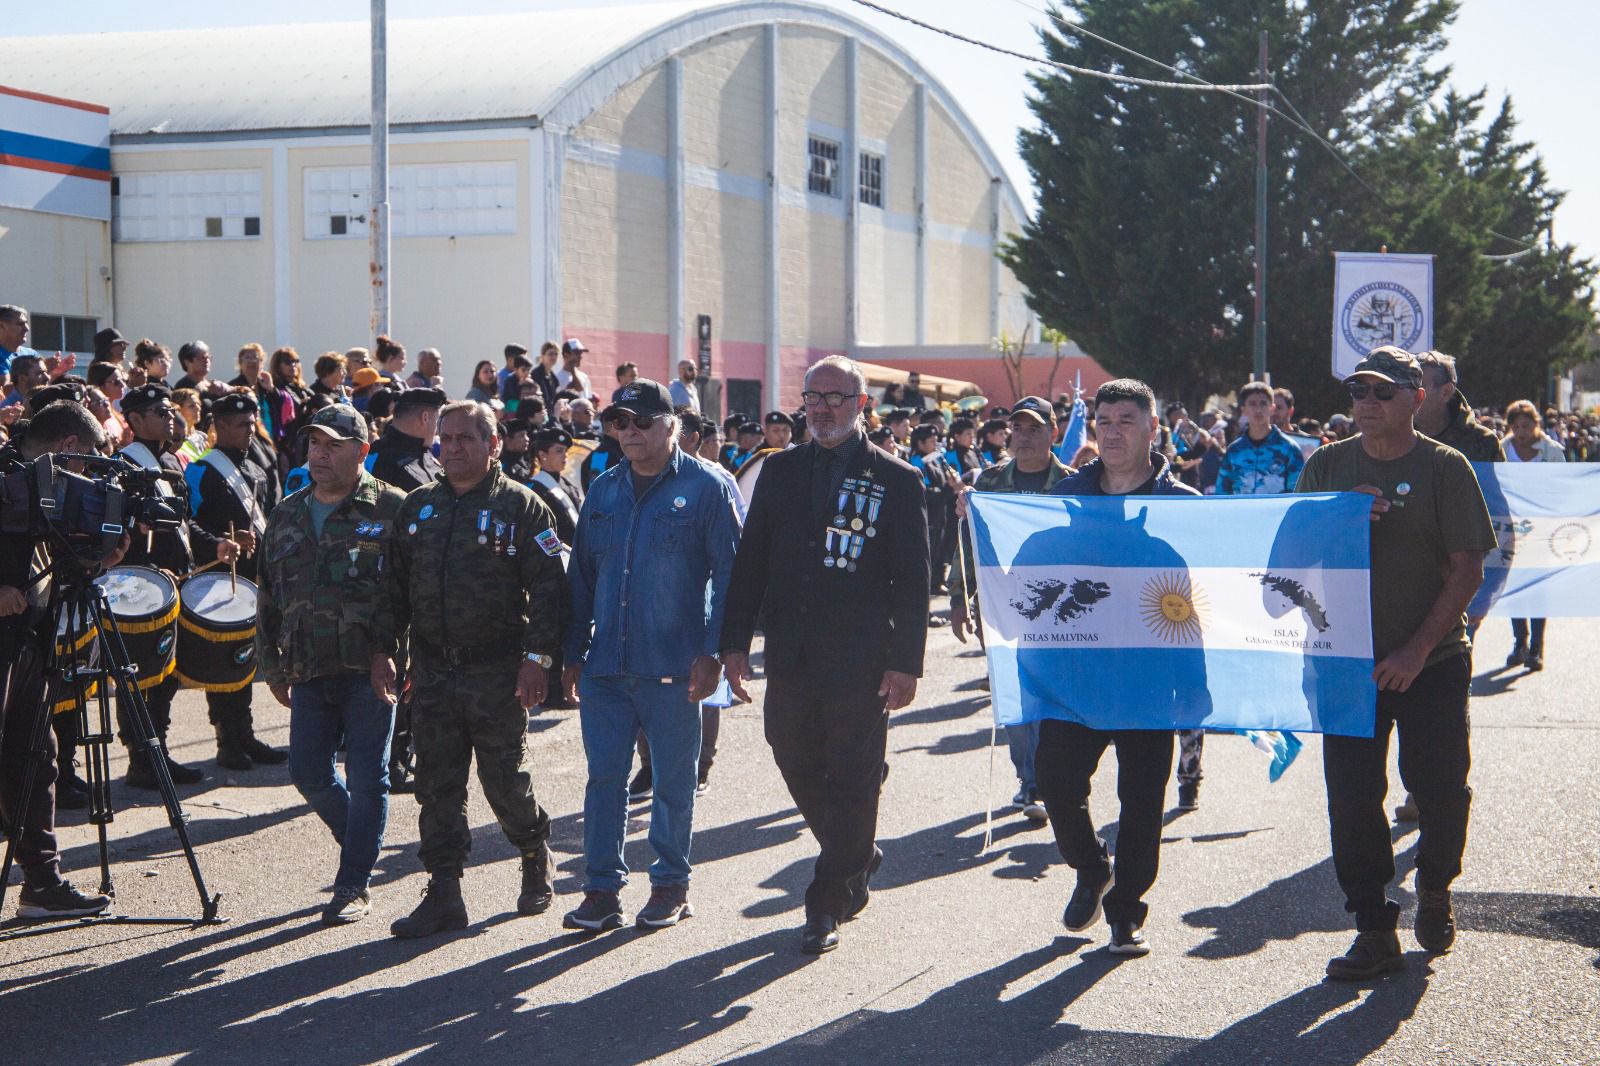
[524,652,554,669]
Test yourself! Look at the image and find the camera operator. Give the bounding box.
[1,401,128,918]
[116,383,244,788]
[181,392,286,770]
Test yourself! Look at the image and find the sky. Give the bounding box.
[9,1,1596,258]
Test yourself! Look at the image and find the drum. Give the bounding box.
[734,447,784,509]
[49,605,100,715]
[175,572,258,693]
[94,565,179,692]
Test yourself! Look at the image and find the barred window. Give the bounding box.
[858,151,883,207]
[807,136,840,198]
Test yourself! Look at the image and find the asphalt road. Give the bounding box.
[3,614,1597,1065]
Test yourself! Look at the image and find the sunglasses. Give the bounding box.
[1347,382,1414,402]
[606,413,661,431]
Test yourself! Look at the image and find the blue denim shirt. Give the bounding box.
[565,445,742,678]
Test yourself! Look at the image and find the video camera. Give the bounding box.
[0,452,188,566]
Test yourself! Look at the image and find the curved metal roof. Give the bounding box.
[6,1,1026,219]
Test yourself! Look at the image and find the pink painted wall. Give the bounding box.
[866,355,1113,406]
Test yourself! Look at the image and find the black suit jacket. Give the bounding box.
[721,438,929,683]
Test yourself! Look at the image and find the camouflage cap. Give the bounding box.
[1347,346,1423,389]
[305,403,369,443]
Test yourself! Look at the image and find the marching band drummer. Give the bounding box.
[115,382,243,788]
[183,391,287,770]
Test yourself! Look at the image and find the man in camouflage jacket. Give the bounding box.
[257,405,405,925]
[386,400,570,938]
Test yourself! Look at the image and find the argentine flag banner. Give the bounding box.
[966,491,1377,737]
[1470,463,1600,618]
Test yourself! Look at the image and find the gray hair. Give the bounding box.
[438,400,499,442]
[0,304,26,324]
[804,354,867,395]
[571,398,595,415]
[1414,350,1457,385]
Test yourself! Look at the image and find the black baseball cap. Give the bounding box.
[602,378,673,420]
[1010,396,1056,425]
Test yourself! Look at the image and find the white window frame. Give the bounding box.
[112,169,263,243]
[303,162,518,240]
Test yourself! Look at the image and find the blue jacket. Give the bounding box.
[1052,451,1199,498]
[566,445,742,678]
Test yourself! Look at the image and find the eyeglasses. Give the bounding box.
[606,413,661,431]
[1347,382,1414,402]
[801,390,860,408]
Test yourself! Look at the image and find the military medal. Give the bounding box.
[850,517,864,531]
[865,488,883,537]
[847,534,864,572]
[477,509,491,545]
[823,528,838,565]
[347,547,360,578]
[507,522,518,556]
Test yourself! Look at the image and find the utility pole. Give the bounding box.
[369,0,390,341]
[1252,30,1269,382]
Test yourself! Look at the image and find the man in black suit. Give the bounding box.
[721,355,929,956]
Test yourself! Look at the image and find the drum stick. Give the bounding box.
[181,557,227,581]
[228,522,238,596]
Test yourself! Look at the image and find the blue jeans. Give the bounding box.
[289,674,395,891]
[578,674,701,892]
[1006,720,1040,795]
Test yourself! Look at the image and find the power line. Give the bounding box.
[846,0,1272,93]
[854,0,1544,255]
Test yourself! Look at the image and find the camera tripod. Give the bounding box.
[0,562,223,940]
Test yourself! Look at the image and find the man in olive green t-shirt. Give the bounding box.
[1295,346,1495,981]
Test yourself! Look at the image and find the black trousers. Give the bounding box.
[1323,653,1472,931]
[1510,618,1546,653]
[0,639,62,890]
[117,675,179,748]
[763,670,887,921]
[1036,720,1174,925]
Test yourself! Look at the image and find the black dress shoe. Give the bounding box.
[845,846,884,921]
[800,914,840,955]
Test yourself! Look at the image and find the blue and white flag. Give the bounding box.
[1053,372,1087,464]
[967,491,1377,737]
[0,85,111,222]
[1470,462,1600,618]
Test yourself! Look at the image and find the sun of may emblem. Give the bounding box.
[1139,572,1207,643]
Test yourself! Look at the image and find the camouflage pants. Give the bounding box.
[410,660,549,877]
[1177,729,1204,785]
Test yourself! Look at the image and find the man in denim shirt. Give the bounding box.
[561,379,741,931]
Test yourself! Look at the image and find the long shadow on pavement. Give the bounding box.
[743,938,1431,1065]
[1182,827,1419,959]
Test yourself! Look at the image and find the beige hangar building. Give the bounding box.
[6,1,1035,413]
